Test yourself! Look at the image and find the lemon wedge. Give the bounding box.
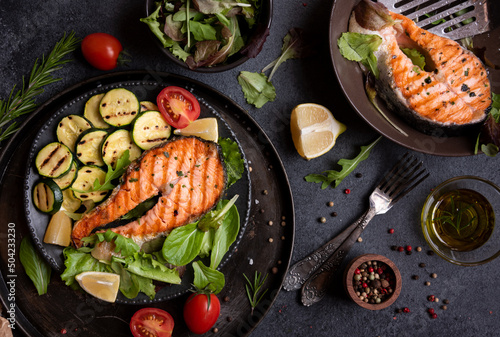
[290,103,346,160]
[173,118,219,142]
[75,271,120,303]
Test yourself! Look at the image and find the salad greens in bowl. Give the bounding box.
[142,0,272,72]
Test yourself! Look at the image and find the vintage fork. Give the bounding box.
[282,153,429,306]
[377,0,497,41]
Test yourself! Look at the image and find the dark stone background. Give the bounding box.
[0,0,499,336]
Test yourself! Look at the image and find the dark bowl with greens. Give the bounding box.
[142,0,272,72]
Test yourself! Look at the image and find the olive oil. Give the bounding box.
[427,189,495,252]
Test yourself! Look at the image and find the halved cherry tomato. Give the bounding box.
[130,308,174,337]
[157,86,201,129]
[81,33,124,71]
[183,293,220,334]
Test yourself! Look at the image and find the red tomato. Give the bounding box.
[81,33,124,70]
[130,308,174,337]
[183,293,220,334]
[157,86,201,129]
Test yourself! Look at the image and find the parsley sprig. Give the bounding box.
[0,31,80,143]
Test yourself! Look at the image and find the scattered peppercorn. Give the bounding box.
[434,297,439,303]
[281,236,285,240]
[431,313,438,319]
[331,212,338,217]
[425,281,431,286]
[213,327,219,333]
[406,245,412,251]
[344,188,351,194]
[428,308,435,314]
[272,267,278,274]
[443,299,450,304]
[268,221,273,226]
[412,275,419,280]
[281,221,286,227]
[268,238,274,243]
[327,201,334,207]
[416,246,422,252]
[406,251,412,255]
[427,250,434,256]
[430,273,437,278]
[428,295,435,302]
[357,237,363,242]
[60,329,67,335]
[398,246,404,252]
[419,263,426,268]
[403,307,410,313]
[319,217,326,223]
[441,305,448,310]
[388,228,395,234]
[391,245,398,251]
[262,190,268,195]
[224,296,230,302]
[396,308,403,314]
[355,173,363,178]
[259,209,265,213]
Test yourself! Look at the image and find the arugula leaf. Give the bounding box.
[305,136,382,189]
[199,229,216,258]
[19,237,51,295]
[237,71,276,108]
[198,195,239,232]
[140,4,175,48]
[162,222,205,266]
[60,247,108,289]
[133,273,157,300]
[210,200,240,269]
[401,48,426,69]
[337,32,382,78]
[93,150,131,191]
[219,137,244,187]
[192,260,225,294]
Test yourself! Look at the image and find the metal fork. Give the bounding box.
[283,153,429,306]
[377,0,498,41]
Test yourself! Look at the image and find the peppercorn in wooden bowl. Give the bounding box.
[344,254,402,310]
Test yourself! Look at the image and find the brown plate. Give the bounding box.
[0,71,294,336]
[329,0,500,157]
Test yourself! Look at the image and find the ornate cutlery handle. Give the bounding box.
[283,210,367,291]
[300,207,376,306]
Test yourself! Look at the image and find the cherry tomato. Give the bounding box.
[81,33,124,70]
[183,293,220,334]
[157,86,201,129]
[130,308,174,337]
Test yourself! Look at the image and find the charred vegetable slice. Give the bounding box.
[53,161,78,190]
[35,142,73,178]
[56,114,92,151]
[132,110,171,150]
[75,129,108,166]
[72,165,109,203]
[101,129,142,168]
[32,179,63,214]
[62,189,82,213]
[99,88,140,127]
[84,93,109,129]
[43,210,72,247]
[140,101,159,112]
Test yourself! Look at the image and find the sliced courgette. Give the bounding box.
[72,165,109,203]
[56,114,92,151]
[53,161,78,190]
[140,101,159,112]
[83,93,109,129]
[131,110,171,150]
[101,129,142,168]
[99,88,140,127]
[44,210,72,247]
[32,179,63,214]
[75,129,108,166]
[35,142,74,178]
[62,189,82,213]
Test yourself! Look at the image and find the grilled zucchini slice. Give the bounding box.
[32,179,63,214]
[140,101,159,112]
[62,189,82,213]
[83,93,109,129]
[75,129,108,166]
[72,166,109,203]
[35,142,73,178]
[101,129,142,168]
[131,110,171,150]
[53,161,78,190]
[56,114,92,151]
[99,88,140,127]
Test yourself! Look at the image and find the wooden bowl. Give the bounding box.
[343,254,402,310]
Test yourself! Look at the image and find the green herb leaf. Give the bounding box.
[402,48,426,69]
[121,197,158,220]
[198,195,239,232]
[337,32,382,78]
[140,4,175,48]
[93,230,141,257]
[481,143,499,157]
[210,199,240,269]
[237,71,276,108]
[189,21,218,41]
[305,136,382,189]
[19,237,52,295]
[219,137,244,187]
[110,261,140,299]
[60,247,108,289]
[162,222,205,266]
[192,260,225,294]
[124,253,181,284]
[243,271,268,314]
[0,32,79,143]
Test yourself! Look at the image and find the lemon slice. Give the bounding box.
[75,271,120,303]
[173,118,218,142]
[290,103,346,160]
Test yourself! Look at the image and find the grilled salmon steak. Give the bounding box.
[71,136,226,248]
[349,0,492,135]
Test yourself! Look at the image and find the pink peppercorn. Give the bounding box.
[377,268,383,274]
[431,313,438,319]
[344,188,351,194]
[388,228,395,234]
[428,295,435,302]
[428,308,435,314]
[355,268,361,274]
[368,267,374,273]
[406,245,412,251]
[403,307,410,313]
[398,246,404,252]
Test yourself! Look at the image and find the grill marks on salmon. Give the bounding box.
[349,0,491,134]
[71,136,227,248]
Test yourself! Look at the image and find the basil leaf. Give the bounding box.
[210,201,240,269]
[19,237,51,295]
[162,222,205,266]
[192,260,225,294]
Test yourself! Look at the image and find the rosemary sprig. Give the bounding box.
[433,195,476,235]
[243,271,268,315]
[0,31,80,143]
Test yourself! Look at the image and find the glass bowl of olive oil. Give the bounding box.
[422,176,500,266]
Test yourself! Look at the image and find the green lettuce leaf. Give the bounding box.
[210,200,240,269]
[238,71,276,108]
[219,137,244,187]
[124,253,181,284]
[19,237,51,295]
[337,32,382,78]
[193,260,225,294]
[189,21,218,41]
[60,247,108,289]
[401,48,426,69]
[162,222,205,266]
[140,3,175,48]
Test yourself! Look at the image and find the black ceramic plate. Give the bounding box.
[23,75,252,304]
[0,71,294,336]
[329,0,500,157]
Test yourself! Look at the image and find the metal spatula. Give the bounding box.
[377,0,498,40]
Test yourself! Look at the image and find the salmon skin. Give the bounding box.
[71,136,227,248]
[349,0,492,136]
